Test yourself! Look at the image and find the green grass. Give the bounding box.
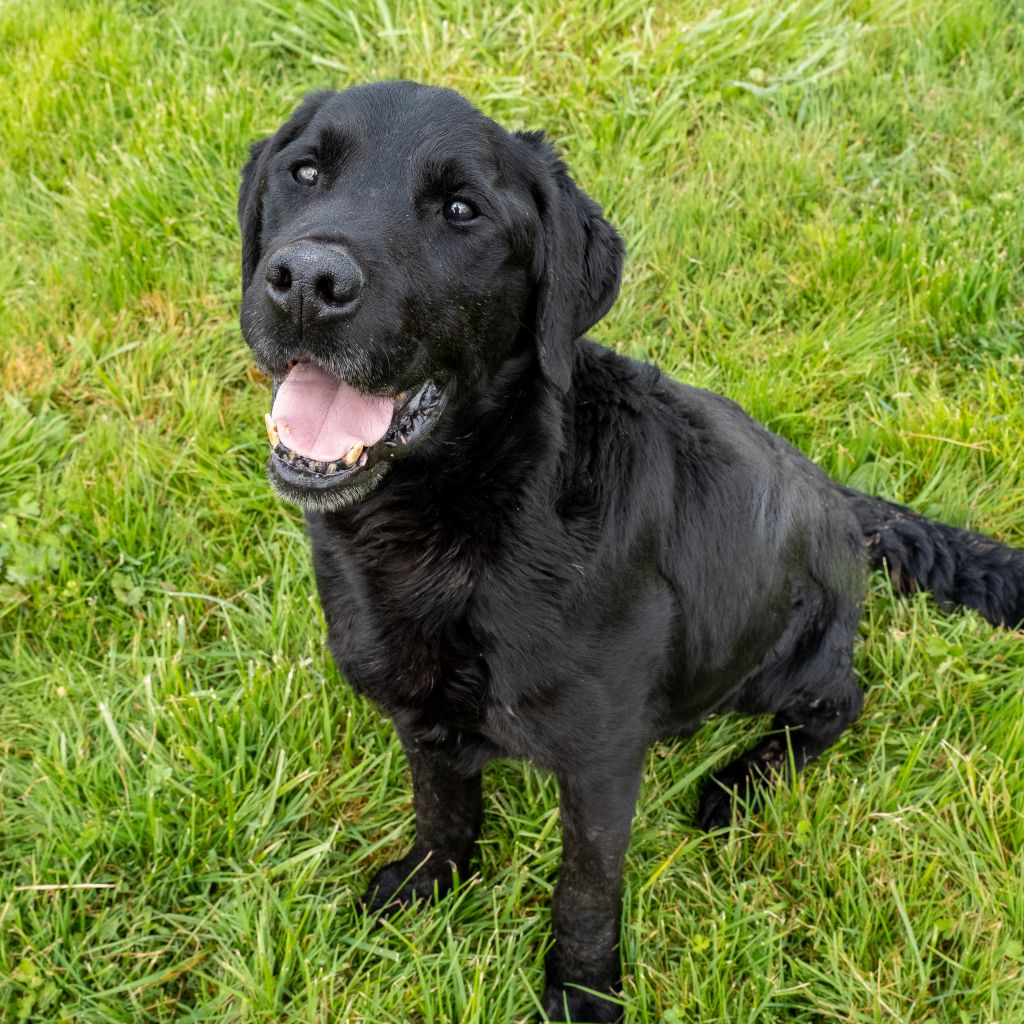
[2,0,1023,1020]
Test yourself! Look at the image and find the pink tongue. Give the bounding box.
[270,362,394,461]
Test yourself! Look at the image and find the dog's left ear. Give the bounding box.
[516,131,625,392]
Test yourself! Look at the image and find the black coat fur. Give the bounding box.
[238,81,1024,1023]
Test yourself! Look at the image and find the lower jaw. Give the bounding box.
[267,457,392,512]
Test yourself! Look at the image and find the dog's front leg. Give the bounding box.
[541,760,643,1023]
[363,724,482,915]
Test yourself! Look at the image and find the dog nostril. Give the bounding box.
[316,271,360,308]
[266,263,292,291]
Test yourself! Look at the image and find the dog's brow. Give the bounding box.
[314,125,353,166]
[418,154,485,195]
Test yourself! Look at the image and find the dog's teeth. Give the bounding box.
[342,443,364,467]
[396,391,407,402]
[264,413,280,447]
[326,462,338,476]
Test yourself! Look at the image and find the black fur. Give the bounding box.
[843,487,1024,627]
[237,82,1023,1023]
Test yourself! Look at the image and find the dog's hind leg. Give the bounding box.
[696,606,864,832]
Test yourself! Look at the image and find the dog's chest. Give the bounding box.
[309,513,498,741]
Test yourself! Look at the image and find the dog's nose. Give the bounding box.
[265,241,364,324]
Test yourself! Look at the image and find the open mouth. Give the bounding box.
[264,357,447,495]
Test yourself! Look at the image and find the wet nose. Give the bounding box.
[265,240,364,325]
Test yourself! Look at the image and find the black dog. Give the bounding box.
[238,81,1023,1022]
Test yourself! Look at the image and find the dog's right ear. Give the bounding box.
[238,136,272,292]
[238,90,336,292]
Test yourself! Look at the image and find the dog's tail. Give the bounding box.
[840,486,1024,628]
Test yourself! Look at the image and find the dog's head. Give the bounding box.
[239,81,623,511]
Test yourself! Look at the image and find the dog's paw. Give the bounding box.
[539,983,622,1023]
[361,850,463,916]
[695,780,738,833]
[698,749,785,832]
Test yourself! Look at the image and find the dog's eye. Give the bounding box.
[294,164,319,187]
[443,198,477,223]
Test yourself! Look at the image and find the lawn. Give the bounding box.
[1,0,1023,1021]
